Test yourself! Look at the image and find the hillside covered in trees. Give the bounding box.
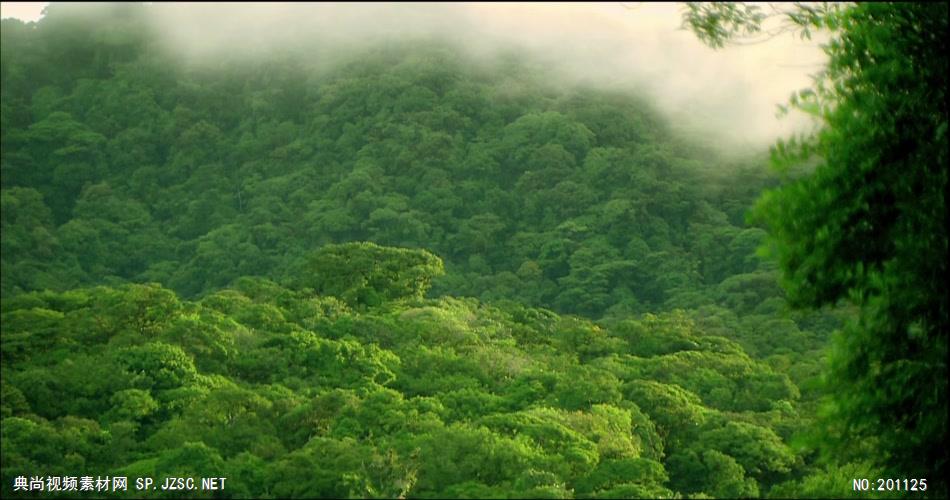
[2,3,944,498]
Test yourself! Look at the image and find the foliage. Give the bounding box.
[1,278,809,498]
[1,4,781,320]
[0,2,899,497]
[684,2,948,494]
[301,242,444,308]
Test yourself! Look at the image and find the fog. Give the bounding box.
[4,2,829,149]
[0,2,46,22]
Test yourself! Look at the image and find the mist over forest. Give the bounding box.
[1,3,945,499]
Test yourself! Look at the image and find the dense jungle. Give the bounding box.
[1,3,945,498]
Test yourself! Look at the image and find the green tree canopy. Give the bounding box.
[301,242,445,308]
[684,1,948,493]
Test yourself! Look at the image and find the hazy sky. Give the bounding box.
[0,1,45,21]
[0,2,828,148]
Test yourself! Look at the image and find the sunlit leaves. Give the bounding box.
[0,267,817,497]
[302,242,445,308]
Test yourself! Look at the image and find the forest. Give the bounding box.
[1,2,945,498]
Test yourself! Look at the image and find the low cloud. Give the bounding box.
[23,2,831,149]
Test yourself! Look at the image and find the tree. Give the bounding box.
[301,242,444,308]
[683,2,948,493]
